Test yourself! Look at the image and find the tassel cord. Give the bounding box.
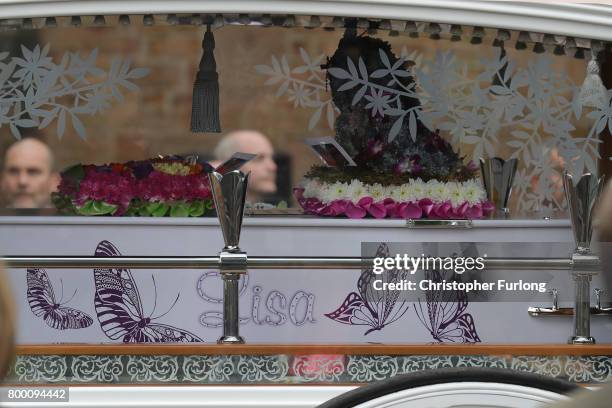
[191,24,221,133]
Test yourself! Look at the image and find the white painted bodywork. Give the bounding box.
[0,0,610,40]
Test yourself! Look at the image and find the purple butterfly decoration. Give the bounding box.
[325,243,410,335]
[93,240,203,343]
[414,269,481,343]
[27,268,93,330]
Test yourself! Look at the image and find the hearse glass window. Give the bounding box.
[0,15,606,216]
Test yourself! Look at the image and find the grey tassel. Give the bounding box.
[283,15,296,28]
[497,29,511,42]
[93,15,106,26]
[261,14,273,27]
[579,52,607,107]
[426,23,441,40]
[404,21,417,33]
[307,16,321,29]
[45,17,57,28]
[238,14,250,25]
[533,42,545,54]
[143,14,155,26]
[553,44,565,56]
[22,18,33,29]
[379,20,391,31]
[70,16,81,27]
[450,24,462,42]
[167,14,178,25]
[543,34,556,45]
[515,31,529,50]
[119,15,130,25]
[191,24,221,133]
[192,14,204,26]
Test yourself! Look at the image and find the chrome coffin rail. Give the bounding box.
[0,255,573,270]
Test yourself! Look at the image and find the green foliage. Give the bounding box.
[51,192,76,214]
[76,200,118,216]
[59,198,214,217]
[188,200,205,217]
[170,201,190,217]
[145,202,170,217]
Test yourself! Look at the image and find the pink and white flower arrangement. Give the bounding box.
[294,178,493,219]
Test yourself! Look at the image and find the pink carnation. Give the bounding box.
[135,171,211,202]
[294,187,494,220]
[76,170,135,214]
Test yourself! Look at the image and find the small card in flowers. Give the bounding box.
[213,152,256,174]
[305,137,357,168]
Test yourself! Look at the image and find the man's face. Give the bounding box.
[240,137,277,198]
[1,140,56,208]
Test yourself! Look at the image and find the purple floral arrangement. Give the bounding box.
[294,29,492,219]
[52,157,213,217]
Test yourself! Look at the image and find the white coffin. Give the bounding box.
[1,215,611,344]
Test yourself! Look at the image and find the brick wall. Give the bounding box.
[0,21,590,208]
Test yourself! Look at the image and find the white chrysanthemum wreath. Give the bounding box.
[294,178,493,219]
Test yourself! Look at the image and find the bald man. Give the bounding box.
[214,130,277,203]
[1,138,59,208]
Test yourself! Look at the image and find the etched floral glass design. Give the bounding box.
[0,45,149,139]
[257,45,606,212]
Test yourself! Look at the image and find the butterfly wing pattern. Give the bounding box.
[26,268,93,330]
[414,269,481,343]
[122,323,204,343]
[93,240,204,343]
[325,243,410,335]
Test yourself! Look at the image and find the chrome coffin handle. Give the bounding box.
[527,288,612,316]
[593,288,612,315]
[528,289,574,316]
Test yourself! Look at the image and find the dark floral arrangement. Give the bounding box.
[295,27,491,219]
[326,28,477,183]
[305,130,479,186]
[52,157,213,217]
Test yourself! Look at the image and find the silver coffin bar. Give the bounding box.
[1,255,573,270]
